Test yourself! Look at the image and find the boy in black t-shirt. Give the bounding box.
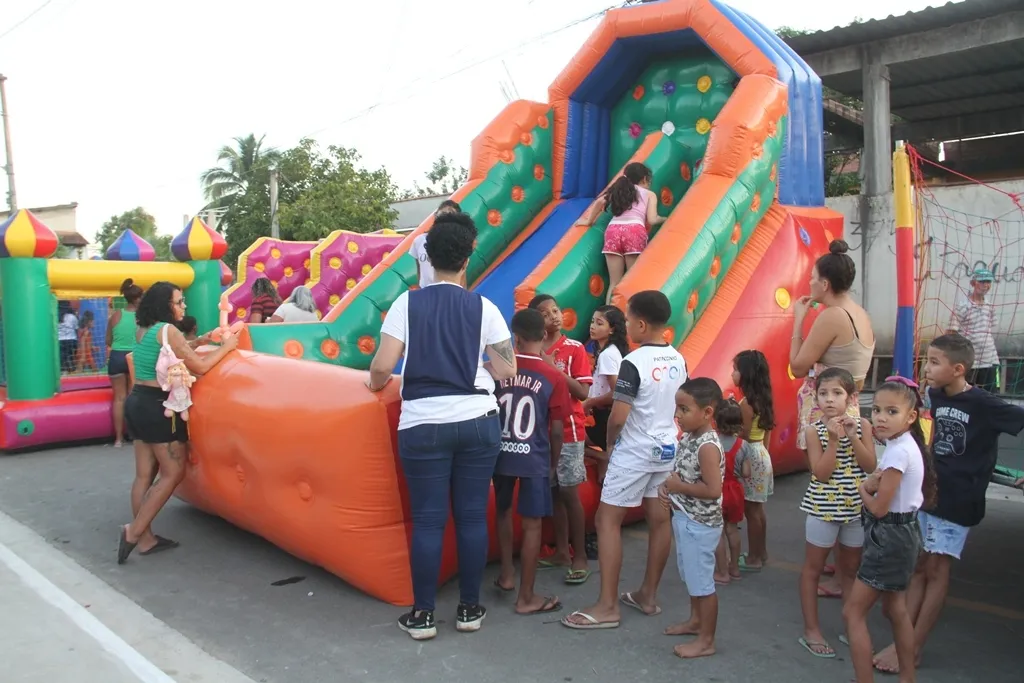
[873,333,1024,674]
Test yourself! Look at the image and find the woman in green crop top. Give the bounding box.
[107,279,144,447]
[117,281,238,564]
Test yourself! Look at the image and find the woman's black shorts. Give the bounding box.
[108,350,130,376]
[124,385,188,444]
[587,408,610,450]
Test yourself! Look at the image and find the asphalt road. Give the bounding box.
[0,444,1021,683]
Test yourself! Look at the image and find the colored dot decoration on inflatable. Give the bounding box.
[661,121,676,136]
[520,132,533,146]
[284,266,294,277]
[799,226,811,246]
[680,162,692,181]
[329,294,341,306]
[487,209,502,227]
[329,256,342,269]
[347,241,359,254]
[588,274,605,298]
[695,118,711,134]
[104,228,156,261]
[499,149,514,164]
[171,216,227,261]
[533,164,545,181]
[710,256,721,278]
[0,209,59,259]
[283,340,304,359]
[511,186,525,203]
[662,80,676,96]
[775,287,792,310]
[357,335,376,355]
[730,223,741,244]
[629,122,642,138]
[696,75,712,93]
[632,84,645,100]
[320,339,340,360]
[536,115,549,129]
[254,262,266,272]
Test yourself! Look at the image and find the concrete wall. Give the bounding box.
[827,179,1024,355]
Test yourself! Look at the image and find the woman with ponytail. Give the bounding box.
[107,278,144,447]
[843,376,934,683]
[579,162,665,302]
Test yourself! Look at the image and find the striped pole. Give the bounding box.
[893,144,915,378]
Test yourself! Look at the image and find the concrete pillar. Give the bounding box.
[858,47,892,312]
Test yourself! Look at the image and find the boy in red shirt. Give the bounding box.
[529,294,592,584]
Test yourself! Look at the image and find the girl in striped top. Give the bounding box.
[798,367,876,659]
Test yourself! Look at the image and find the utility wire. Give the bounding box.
[0,0,55,41]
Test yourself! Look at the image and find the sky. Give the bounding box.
[0,0,941,242]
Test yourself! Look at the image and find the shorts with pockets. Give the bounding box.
[602,222,647,256]
[554,441,586,487]
[108,350,130,376]
[599,459,668,508]
[918,510,969,559]
[124,385,188,444]
[859,510,922,592]
[494,474,552,518]
[672,511,722,597]
[805,514,864,549]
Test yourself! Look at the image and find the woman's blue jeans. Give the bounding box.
[397,413,501,612]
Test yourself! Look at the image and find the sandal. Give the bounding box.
[561,611,619,630]
[139,536,179,556]
[493,578,515,593]
[798,637,836,658]
[516,596,562,616]
[738,554,763,572]
[564,569,591,585]
[117,526,137,565]
[619,592,661,616]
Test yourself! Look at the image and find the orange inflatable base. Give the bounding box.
[177,353,640,606]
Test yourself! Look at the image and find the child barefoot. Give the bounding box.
[561,291,685,630]
[713,398,749,584]
[731,350,775,572]
[660,378,726,659]
[798,367,876,659]
[493,309,571,615]
[843,376,936,683]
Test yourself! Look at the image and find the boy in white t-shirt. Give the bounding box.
[409,200,461,289]
[562,290,686,630]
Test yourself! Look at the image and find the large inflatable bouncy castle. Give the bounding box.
[175,0,843,605]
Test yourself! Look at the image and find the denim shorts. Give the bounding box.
[671,511,722,597]
[919,511,970,559]
[494,474,552,519]
[858,510,922,592]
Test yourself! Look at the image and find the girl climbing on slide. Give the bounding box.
[577,162,665,303]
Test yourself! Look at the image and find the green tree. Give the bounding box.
[94,207,173,261]
[401,156,468,198]
[200,134,281,212]
[219,139,399,265]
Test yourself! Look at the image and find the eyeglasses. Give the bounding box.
[173,299,186,307]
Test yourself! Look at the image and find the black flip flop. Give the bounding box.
[139,536,180,556]
[516,596,562,616]
[493,578,515,593]
[117,526,138,565]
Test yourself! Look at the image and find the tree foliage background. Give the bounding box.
[204,137,400,266]
[94,208,172,261]
[400,156,468,199]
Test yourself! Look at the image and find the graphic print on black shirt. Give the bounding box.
[928,386,1024,527]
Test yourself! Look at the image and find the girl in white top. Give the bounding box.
[844,376,937,683]
[583,306,628,456]
[270,285,319,323]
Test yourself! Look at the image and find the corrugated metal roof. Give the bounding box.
[782,0,1023,53]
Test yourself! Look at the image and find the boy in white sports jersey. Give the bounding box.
[562,290,687,630]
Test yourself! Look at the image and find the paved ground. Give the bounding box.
[0,444,1022,683]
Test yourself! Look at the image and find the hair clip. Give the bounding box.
[885,375,920,390]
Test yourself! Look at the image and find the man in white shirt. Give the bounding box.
[410,200,461,289]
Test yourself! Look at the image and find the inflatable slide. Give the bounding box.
[177,0,843,605]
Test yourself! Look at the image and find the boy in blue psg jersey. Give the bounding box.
[494,308,572,615]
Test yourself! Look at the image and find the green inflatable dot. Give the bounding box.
[17,419,34,436]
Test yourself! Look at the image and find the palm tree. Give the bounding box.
[200,134,281,210]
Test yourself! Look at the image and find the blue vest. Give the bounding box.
[402,285,488,402]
